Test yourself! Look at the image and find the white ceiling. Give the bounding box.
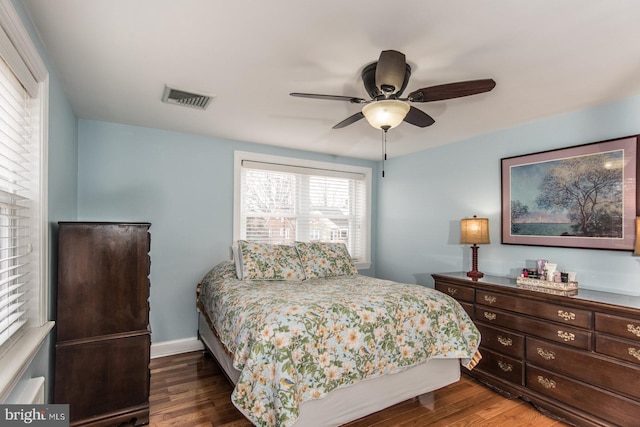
[22,0,640,160]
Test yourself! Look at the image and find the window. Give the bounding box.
[234,151,371,268]
[0,1,50,403]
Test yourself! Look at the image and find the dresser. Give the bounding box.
[55,222,151,426]
[433,272,640,427]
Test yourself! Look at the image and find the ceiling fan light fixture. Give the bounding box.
[362,100,410,130]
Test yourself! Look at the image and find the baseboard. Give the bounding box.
[150,337,204,359]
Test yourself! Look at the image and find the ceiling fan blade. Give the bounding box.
[408,79,496,102]
[375,50,406,95]
[403,106,435,128]
[290,92,366,104]
[333,112,364,129]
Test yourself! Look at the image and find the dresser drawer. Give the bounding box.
[475,347,523,385]
[527,337,640,400]
[55,334,151,421]
[476,323,524,359]
[526,365,640,427]
[595,312,640,341]
[596,334,640,365]
[476,290,592,328]
[459,301,474,318]
[435,282,474,303]
[476,306,591,350]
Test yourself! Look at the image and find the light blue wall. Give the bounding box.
[377,95,640,296]
[77,120,378,343]
[11,0,78,403]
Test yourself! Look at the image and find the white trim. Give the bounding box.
[0,0,47,80]
[0,21,36,95]
[37,75,49,324]
[0,321,53,403]
[242,160,366,180]
[4,376,44,404]
[150,337,204,359]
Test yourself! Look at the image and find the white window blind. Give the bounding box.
[0,54,33,350]
[236,155,371,264]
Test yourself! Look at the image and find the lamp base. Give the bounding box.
[466,270,484,280]
[467,244,484,280]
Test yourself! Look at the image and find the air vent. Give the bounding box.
[161,85,213,110]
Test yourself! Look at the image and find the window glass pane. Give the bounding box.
[243,170,296,215]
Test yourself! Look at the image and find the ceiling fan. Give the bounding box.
[290,50,496,131]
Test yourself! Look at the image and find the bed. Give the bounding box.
[196,241,481,427]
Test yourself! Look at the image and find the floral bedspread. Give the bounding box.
[198,261,480,427]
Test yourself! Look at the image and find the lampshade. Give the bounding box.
[362,100,410,130]
[635,217,640,255]
[460,216,490,245]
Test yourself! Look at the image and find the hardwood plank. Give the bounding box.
[148,351,569,426]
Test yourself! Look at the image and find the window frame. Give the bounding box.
[0,0,51,404]
[233,151,372,269]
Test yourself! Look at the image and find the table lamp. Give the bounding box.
[461,215,490,279]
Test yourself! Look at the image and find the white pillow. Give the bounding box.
[231,242,243,280]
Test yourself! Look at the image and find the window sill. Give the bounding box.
[356,261,371,271]
[0,321,54,403]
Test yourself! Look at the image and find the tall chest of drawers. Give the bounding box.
[433,272,640,427]
[55,222,152,426]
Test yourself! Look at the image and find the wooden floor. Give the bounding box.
[149,351,569,427]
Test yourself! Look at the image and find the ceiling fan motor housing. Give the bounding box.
[361,62,412,99]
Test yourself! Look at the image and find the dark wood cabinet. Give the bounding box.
[55,222,151,426]
[433,272,640,427]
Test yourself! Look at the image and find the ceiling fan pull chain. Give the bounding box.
[381,126,389,177]
[381,129,385,177]
[384,129,387,161]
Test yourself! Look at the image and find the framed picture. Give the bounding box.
[501,135,639,250]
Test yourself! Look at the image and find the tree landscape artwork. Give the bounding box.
[502,136,638,250]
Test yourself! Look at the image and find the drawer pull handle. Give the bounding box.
[447,287,458,296]
[484,295,497,304]
[628,324,640,337]
[497,336,513,347]
[557,310,576,321]
[537,376,556,389]
[629,347,640,361]
[557,331,575,341]
[536,348,556,360]
[483,312,497,321]
[498,361,513,372]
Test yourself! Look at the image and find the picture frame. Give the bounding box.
[501,135,639,250]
